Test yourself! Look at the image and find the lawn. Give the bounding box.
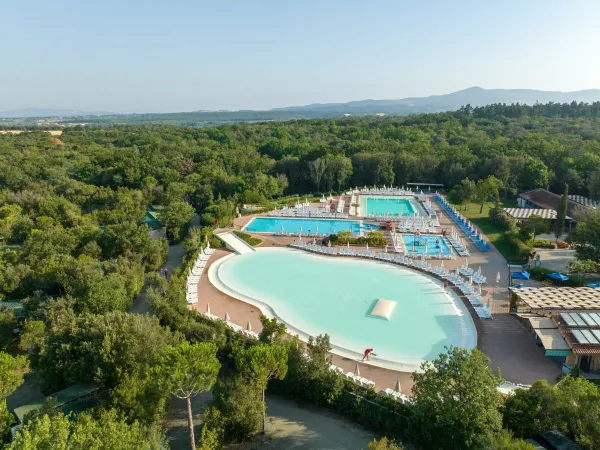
[234,230,262,246]
[451,199,521,262]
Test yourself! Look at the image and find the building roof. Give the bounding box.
[0,300,24,317]
[568,195,599,209]
[514,287,600,311]
[534,328,570,351]
[503,208,558,220]
[554,312,600,355]
[527,316,556,329]
[519,188,581,218]
[12,383,100,423]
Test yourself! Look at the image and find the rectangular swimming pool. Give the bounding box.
[244,217,379,235]
[402,234,453,256]
[360,195,425,217]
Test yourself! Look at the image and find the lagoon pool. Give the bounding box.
[403,234,453,256]
[209,248,476,371]
[360,195,425,217]
[244,217,379,235]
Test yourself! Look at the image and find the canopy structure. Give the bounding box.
[533,328,570,352]
[527,316,556,329]
[368,299,396,320]
[502,208,558,220]
[511,271,530,280]
[513,287,600,311]
[547,273,569,282]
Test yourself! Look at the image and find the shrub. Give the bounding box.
[496,213,517,232]
[505,232,533,262]
[233,231,261,247]
[532,239,556,249]
[557,241,569,249]
[330,230,387,246]
[365,231,387,246]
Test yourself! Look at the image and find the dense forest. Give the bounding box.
[2,105,600,449]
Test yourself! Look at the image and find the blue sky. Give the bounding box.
[2,1,600,112]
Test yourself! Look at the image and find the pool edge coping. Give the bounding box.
[207,247,478,373]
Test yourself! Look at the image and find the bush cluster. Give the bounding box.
[330,230,387,246]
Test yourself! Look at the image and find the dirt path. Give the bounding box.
[129,217,197,314]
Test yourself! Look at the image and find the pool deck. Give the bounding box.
[194,200,561,394]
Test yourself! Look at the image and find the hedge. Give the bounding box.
[504,231,533,262]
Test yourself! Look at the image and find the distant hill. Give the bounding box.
[271,87,600,114]
[0,108,114,118]
[3,87,600,125]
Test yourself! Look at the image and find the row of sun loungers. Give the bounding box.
[433,195,491,252]
[446,234,471,256]
[291,241,493,320]
[419,199,437,216]
[458,265,487,284]
[336,198,345,213]
[383,388,410,403]
[268,208,349,219]
[348,193,358,216]
[273,231,329,238]
[200,306,260,339]
[327,364,376,388]
[186,246,216,304]
[355,186,415,196]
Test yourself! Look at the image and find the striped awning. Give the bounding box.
[502,208,557,220]
[568,195,599,209]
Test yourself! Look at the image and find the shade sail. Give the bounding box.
[511,271,530,280]
[547,273,569,281]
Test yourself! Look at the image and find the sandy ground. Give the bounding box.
[534,248,576,273]
[0,130,63,135]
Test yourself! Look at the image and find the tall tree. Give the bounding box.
[258,316,286,344]
[521,214,550,242]
[7,409,165,450]
[308,158,327,193]
[555,183,568,243]
[1,352,29,443]
[156,342,220,450]
[160,200,196,243]
[587,169,600,201]
[567,209,600,261]
[475,176,503,213]
[410,347,504,449]
[235,344,288,434]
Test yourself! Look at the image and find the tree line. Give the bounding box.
[2,106,600,448]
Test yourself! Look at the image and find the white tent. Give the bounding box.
[354,363,360,377]
[224,312,231,322]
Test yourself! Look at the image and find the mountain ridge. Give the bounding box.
[2,87,600,121]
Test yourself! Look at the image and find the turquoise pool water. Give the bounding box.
[211,248,476,370]
[244,217,379,235]
[361,196,424,217]
[403,235,453,256]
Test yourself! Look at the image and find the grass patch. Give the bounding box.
[233,231,262,246]
[451,199,522,263]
